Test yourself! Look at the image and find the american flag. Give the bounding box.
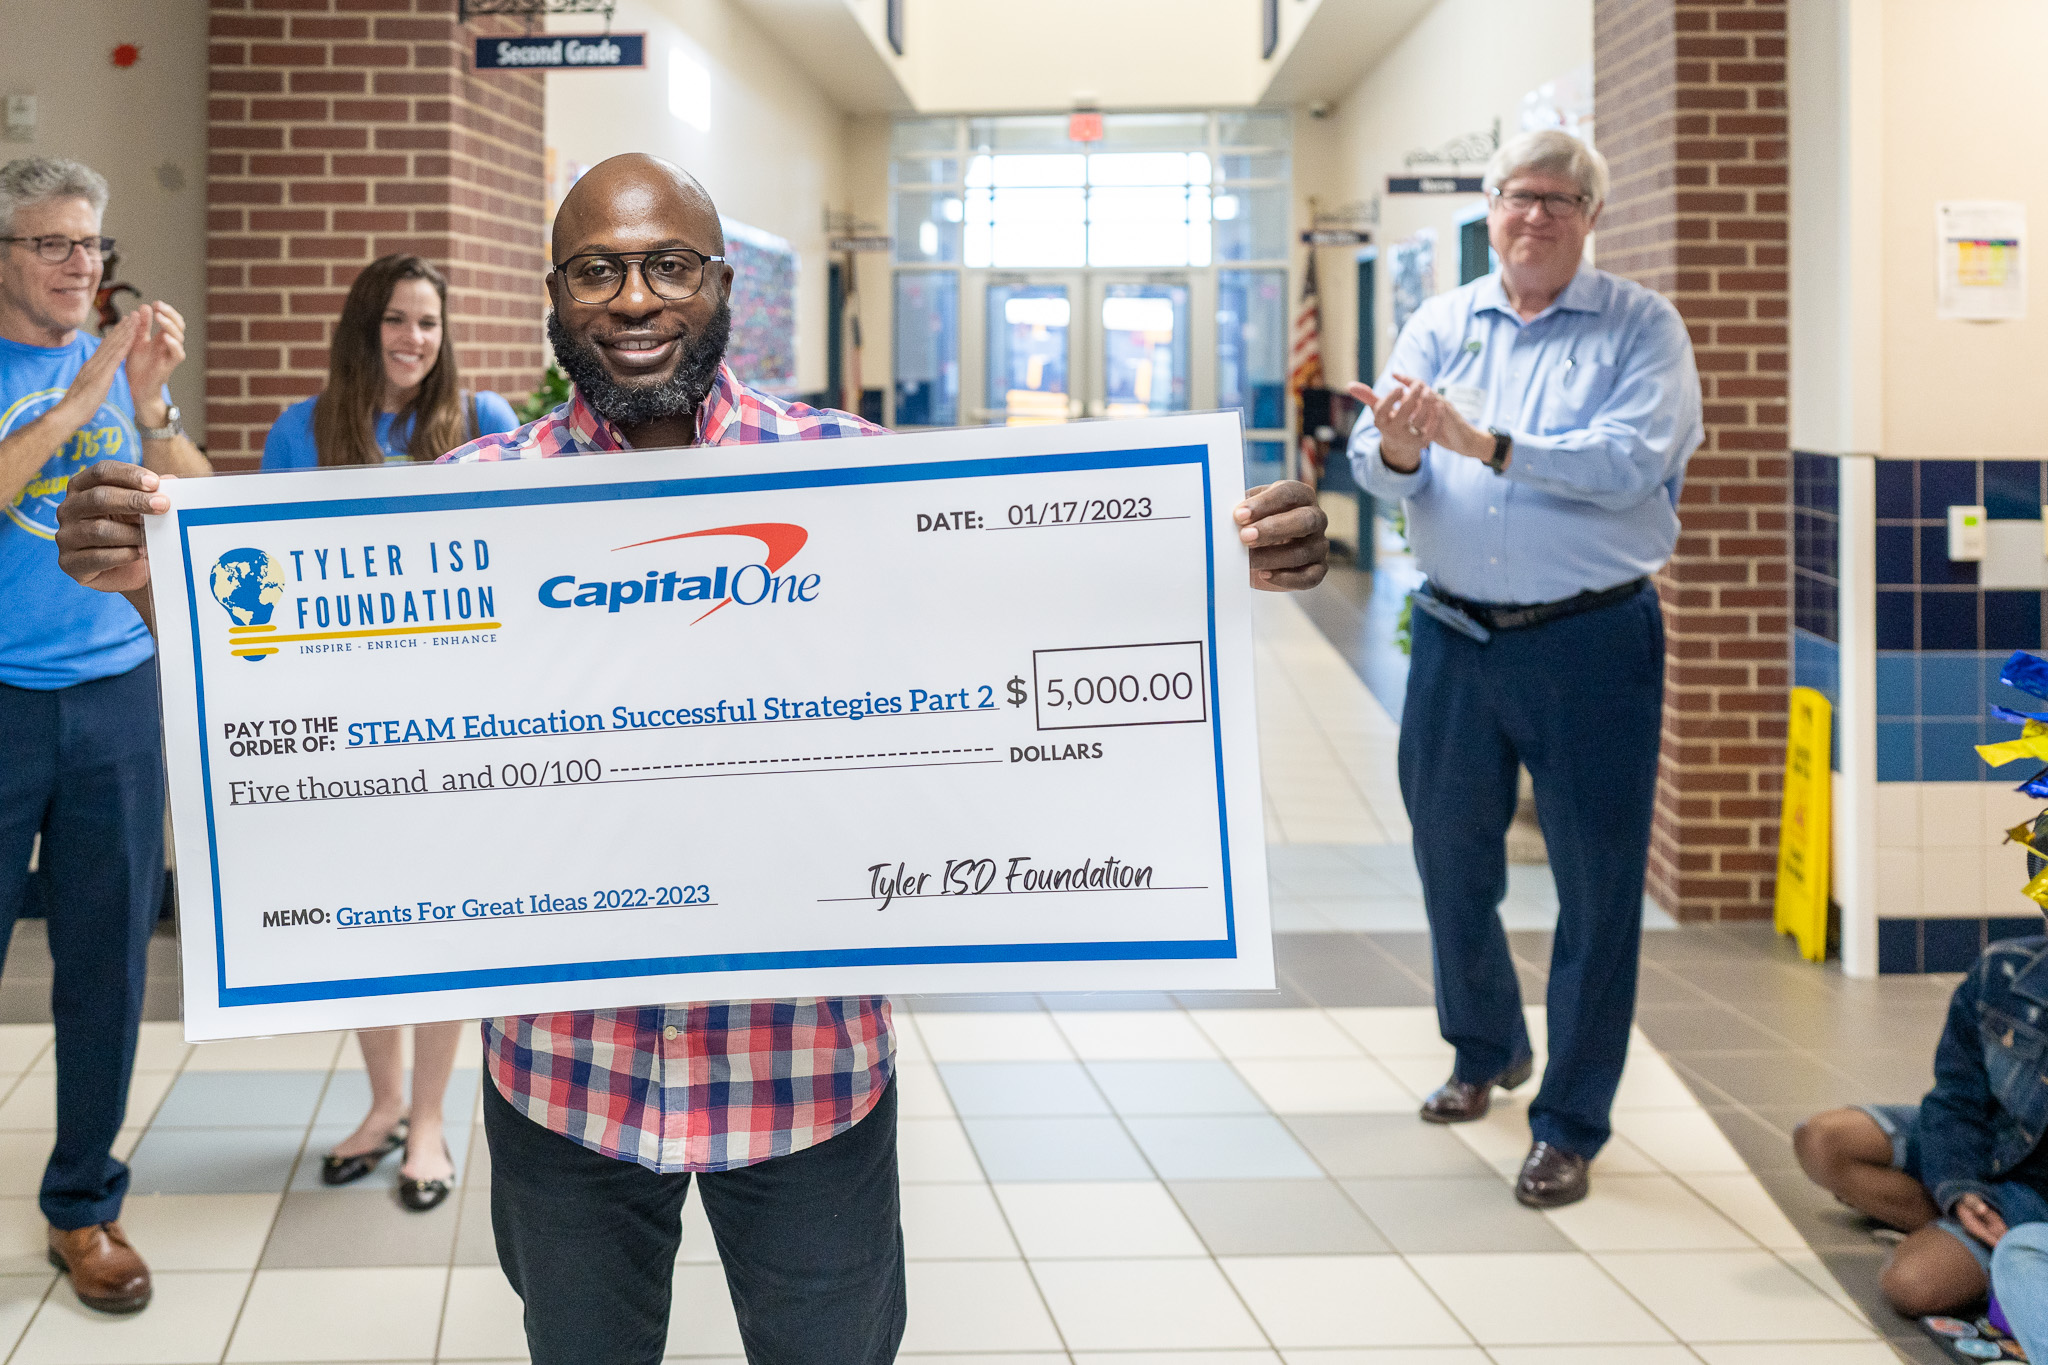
[1289,248,1325,403]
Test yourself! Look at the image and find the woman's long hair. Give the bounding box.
[312,255,466,466]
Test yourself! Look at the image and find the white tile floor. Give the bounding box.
[0,595,1889,1362]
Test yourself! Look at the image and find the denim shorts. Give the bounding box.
[1859,1102,2048,1274]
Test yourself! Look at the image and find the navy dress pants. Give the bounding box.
[486,1073,906,1365]
[1399,584,1664,1157]
[0,659,164,1229]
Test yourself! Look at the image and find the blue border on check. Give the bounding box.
[177,443,1238,1008]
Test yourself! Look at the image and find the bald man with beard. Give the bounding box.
[55,153,1333,1363]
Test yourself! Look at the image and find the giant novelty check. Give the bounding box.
[146,413,1271,1039]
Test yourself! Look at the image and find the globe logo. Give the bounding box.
[210,549,287,663]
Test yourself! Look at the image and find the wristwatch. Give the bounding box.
[1485,427,1512,475]
[139,404,183,441]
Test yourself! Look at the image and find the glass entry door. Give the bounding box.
[964,270,1211,425]
[983,278,1079,424]
[1095,277,1190,418]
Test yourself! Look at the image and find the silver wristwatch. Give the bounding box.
[139,404,183,441]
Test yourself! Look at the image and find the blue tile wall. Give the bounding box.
[1792,451,1839,642]
[1822,457,2048,973]
[1874,650,2033,782]
[1872,456,2048,657]
[1792,629,1840,772]
[1877,918,1919,973]
[1865,457,2048,787]
[1986,460,2047,520]
[1878,917,2048,974]
[1988,591,2042,651]
[1924,917,1990,972]
[1875,459,1914,518]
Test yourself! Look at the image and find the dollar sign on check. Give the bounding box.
[1006,675,1028,707]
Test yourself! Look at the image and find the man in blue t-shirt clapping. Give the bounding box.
[0,155,209,1315]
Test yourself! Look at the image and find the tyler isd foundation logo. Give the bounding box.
[209,548,287,661]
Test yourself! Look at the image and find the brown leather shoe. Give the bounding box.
[47,1222,152,1313]
[1514,1141,1591,1208]
[1418,1054,1535,1124]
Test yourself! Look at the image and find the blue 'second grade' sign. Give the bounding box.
[474,34,645,70]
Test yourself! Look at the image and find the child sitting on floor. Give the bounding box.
[1795,931,2048,1318]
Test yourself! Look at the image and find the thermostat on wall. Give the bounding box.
[1949,504,1988,562]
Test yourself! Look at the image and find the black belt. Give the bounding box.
[1424,577,1648,635]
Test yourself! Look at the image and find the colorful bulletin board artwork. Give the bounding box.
[1774,686,1832,962]
[1389,227,1436,338]
[721,217,799,394]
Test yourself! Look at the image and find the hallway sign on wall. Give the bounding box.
[1387,177,1484,195]
[474,34,646,70]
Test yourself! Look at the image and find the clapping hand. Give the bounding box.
[123,302,188,420]
[1345,373,1491,470]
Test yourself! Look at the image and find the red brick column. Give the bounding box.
[206,0,547,469]
[1595,0,1790,921]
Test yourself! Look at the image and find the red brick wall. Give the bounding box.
[206,0,547,468]
[1595,0,1790,921]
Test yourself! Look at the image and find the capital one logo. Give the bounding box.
[538,523,819,623]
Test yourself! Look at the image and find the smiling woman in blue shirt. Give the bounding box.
[1346,128,1704,1213]
[260,253,517,470]
[258,254,518,1215]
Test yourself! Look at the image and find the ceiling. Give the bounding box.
[730,0,1440,115]
[1260,0,1440,106]
[727,0,915,113]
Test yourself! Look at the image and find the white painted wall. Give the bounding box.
[898,0,1268,112]
[547,0,849,394]
[1788,0,1852,457]
[1308,0,1592,389]
[844,112,893,411]
[1875,0,2048,459]
[1797,0,2048,462]
[0,0,208,439]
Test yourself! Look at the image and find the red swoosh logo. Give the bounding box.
[612,523,808,623]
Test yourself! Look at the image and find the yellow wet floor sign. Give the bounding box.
[1775,687,1832,961]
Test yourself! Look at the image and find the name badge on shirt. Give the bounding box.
[1445,384,1487,426]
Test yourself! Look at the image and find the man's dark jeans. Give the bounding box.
[486,1071,906,1365]
[1399,582,1664,1158]
[0,659,164,1230]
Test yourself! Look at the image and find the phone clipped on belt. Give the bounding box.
[1408,584,1492,644]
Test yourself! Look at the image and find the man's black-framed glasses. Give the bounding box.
[1,234,116,264]
[555,248,725,305]
[1488,190,1590,219]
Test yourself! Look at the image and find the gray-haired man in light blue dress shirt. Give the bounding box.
[1346,129,1703,1209]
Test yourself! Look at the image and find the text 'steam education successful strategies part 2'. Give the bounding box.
[144,412,1274,1040]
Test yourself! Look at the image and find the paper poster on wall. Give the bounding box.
[1936,201,2026,321]
[721,217,799,392]
[1389,228,1436,338]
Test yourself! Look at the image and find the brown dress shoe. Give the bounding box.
[47,1222,152,1313]
[1514,1141,1590,1208]
[1418,1054,1535,1124]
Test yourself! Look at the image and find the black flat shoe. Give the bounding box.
[397,1140,453,1212]
[1419,1053,1536,1124]
[321,1120,408,1187]
[1514,1140,1591,1208]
